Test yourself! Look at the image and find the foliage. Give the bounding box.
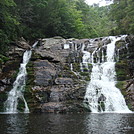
[0,54,9,64]
[109,0,134,35]
[0,0,19,53]
[0,0,134,54]
[115,81,126,90]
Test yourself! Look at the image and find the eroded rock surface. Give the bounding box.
[115,35,134,110]
[26,37,88,113]
[0,35,134,112]
[0,38,30,111]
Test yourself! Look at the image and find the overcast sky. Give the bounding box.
[85,0,113,6]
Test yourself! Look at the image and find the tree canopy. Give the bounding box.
[0,0,134,54]
[110,0,134,35]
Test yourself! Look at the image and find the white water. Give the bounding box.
[64,44,70,49]
[84,36,131,113]
[80,51,91,72]
[4,41,38,113]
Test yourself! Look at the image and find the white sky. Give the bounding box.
[85,0,113,7]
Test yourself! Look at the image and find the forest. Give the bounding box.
[0,0,134,54]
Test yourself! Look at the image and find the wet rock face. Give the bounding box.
[115,35,134,110]
[0,40,30,111]
[0,52,22,92]
[16,37,31,50]
[0,38,32,88]
[126,80,134,109]
[1,35,134,112]
[26,35,134,112]
[55,78,73,85]
[26,37,90,113]
[34,60,56,86]
[0,38,34,111]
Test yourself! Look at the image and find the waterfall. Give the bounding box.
[4,41,38,113]
[84,36,131,113]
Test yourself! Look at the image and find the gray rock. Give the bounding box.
[1,35,134,113]
[42,38,66,49]
[35,49,61,62]
[55,78,73,85]
[16,37,31,49]
[34,60,56,86]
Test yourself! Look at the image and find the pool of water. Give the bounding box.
[0,113,134,134]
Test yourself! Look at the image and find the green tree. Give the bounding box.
[1,0,133,55]
[110,0,134,35]
[37,0,87,38]
[0,0,19,53]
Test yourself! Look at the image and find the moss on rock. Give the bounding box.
[73,63,81,72]
[115,40,126,49]
[0,92,7,112]
[115,81,127,90]
[115,61,130,81]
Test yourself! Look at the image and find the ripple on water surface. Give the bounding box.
[0,113,134,134]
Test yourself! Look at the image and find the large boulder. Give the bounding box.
[16,37,31,50]
[42,37,66,49]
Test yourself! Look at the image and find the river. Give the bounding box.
[0,113,134,134]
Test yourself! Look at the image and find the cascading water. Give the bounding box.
[84,36,131,113]
[4,41,38,113]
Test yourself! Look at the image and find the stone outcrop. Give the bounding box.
[27,35,134,112]
[0,35,134,112]
[16,37,31,50]
[25,37,89,113]
[0,38,31,111]
[115,35,134,110]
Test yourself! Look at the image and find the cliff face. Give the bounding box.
[115,35,134,110]
[26,37,89,113]
[0,35,134,113]
[0,38,31,111]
